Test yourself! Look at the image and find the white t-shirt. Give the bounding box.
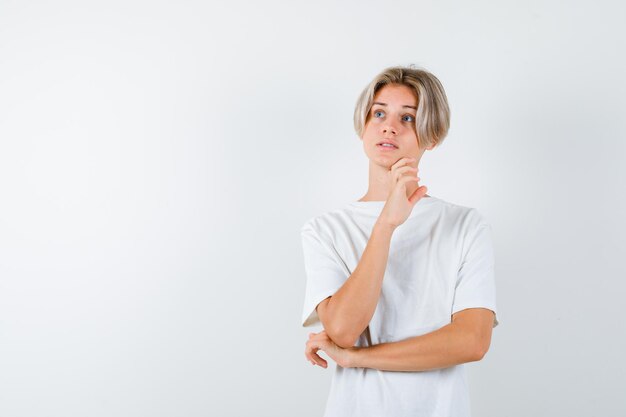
[300,196,499,417]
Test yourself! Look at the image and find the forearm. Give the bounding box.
[349,321,481,372]
[324,220,395,347]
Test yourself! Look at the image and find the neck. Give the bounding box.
[358,159,427,202]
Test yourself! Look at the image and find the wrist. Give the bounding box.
[374,219,397,234]
[345,346,366,368]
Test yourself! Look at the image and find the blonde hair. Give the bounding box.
[353,65,451,149]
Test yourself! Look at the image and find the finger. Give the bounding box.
[392,166,418,185]
[393,165,416,177]
[306,342,329,368]
[408,185,428,204]
[313,351,328,368]
[390,157,415,171]
[306,340,325,363]
[305,342,319,365]
[390,161,416,177]
[396,175,421,190]
[305,349,315,365]
[306,350,325,367]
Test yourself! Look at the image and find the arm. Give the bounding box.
[317,220,396,349]
[347,308,495,371]
[313,157,425,348]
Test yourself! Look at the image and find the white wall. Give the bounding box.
[0,1,624,416]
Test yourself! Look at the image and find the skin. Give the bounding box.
[305,308,495,371]
[304,83,495,370]
[357,83,434,204]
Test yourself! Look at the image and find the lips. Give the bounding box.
[376,140,399,149]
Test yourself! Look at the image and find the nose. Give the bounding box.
[382,122,398,135]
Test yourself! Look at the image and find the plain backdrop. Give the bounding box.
[1,0,625,416]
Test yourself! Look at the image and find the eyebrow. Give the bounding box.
[372,101,417,110]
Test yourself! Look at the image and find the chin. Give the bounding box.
[369,155,396,168]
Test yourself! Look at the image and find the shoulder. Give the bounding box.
[300,207,351,237]
[438,201,494,259]
[300,208,353,259]
[430,197,491,234]
[432,197,489,220]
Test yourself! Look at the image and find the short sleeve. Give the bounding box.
[300,222,349,327]
[451,219,499,328]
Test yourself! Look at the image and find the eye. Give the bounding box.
[373,110,384,118]
[403,114,415,122]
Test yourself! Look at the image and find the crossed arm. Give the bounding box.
[306,306,495,371]
[304,218,496,371]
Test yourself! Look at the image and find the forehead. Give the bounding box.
[373,84,417,106]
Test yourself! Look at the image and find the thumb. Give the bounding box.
[408,186,427,205]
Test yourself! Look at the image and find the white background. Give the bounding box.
[1,0,625,416]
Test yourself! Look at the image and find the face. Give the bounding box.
[360,83,433,166]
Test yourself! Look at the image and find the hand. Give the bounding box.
[304,330,355,369]
[378,157,428,229]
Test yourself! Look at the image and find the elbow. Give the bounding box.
[335,336,358,349]
[326,324,359,349]
[471,337,491,362]
[472,347,487,362]
[318,302,361,348]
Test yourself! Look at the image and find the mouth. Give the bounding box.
[377,141,398,149]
